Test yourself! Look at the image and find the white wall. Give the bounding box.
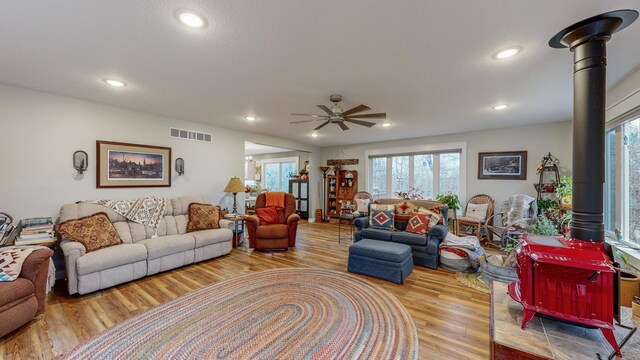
[321,121,572,209]
[0,84,319,220]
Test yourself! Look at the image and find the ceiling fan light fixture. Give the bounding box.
[311,132,319,137]
[492,104,509,110]
[382,122,391,127]
[245,116,256,121]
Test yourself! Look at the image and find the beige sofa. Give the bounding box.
[59,196,233,295]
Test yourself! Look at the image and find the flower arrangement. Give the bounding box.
[395,186,424,200]
[244,185,260,194]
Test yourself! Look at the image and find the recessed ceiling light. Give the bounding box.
[245,116,256,121]
[176,10,207,28]
[311,133,319,137]
[382,122,391,127]
[103,79,126,87]
[494,47,522,59]
[492,104,509,110]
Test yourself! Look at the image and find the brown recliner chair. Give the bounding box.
[245,193,299,250]
[0,248,53,338]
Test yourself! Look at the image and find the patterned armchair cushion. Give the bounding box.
[186,203,220,232]
[465,203,489,222]
[406,213,432,235]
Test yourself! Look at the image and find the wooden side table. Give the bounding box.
[226,216,246,247]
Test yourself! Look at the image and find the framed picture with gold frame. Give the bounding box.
[97,140,171,188]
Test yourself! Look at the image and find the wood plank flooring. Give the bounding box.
[0,220,491,359]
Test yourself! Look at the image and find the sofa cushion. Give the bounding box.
[0,278,34,306]
[76,244,148,276]
[406,213,429,235]
[361,228,393,241]
[394,201,416,215]
[56,212,122,252]
[137,234,195,260]
[370,203,395,212]
[369,210,394,230]
[392,231,428,246]
[187,203,220,232]
[256,224,288,239]
[191,229,233,248]
[349,239,411,263]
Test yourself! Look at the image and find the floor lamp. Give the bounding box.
[319,166,330,222]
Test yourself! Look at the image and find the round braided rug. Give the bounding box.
[63,268,419,360]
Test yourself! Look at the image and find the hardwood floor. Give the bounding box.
[0,220,490,359]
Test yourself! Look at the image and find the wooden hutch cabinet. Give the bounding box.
[325,170,358,218]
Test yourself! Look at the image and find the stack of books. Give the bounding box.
[15,217,55,245]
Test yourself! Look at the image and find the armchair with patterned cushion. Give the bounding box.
[455,194,494,241]
[245,192,300,250]
[0,248,53,338]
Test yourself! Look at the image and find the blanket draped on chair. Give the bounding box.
[82,197,166,230]
[0,246,38,281]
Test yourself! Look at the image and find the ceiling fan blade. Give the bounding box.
[337,121,349,131]
[290,119,316,124]
[345,112,386,119]
[344,118,376,128]
[290,113,327,118]
[317,105,334,115]
[342,104,371,116]
[314,121,331,130]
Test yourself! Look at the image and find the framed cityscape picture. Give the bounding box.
[96,141,172,188]
[478,151,527,180]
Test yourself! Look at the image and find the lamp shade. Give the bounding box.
[224,177,245,193]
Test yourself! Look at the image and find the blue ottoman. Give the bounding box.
[348,239,414,284]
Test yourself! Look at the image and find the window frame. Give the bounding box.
[261,156,299,192]
[605,91,640,247]
[364,142,467,202]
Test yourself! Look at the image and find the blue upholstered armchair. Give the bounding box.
[353,199,448,269]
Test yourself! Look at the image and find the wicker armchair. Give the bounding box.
[455,194,494,241]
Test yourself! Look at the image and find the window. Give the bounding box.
[262,157,298,192]
[606,114,640,245]
[367,147,463,200]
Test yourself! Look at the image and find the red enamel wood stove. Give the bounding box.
[508,236,619,354]
[507,10,638,357]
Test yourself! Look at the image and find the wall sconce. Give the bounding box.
[245,155,253,162]
[175,158,185,176]
[73,150,88,174]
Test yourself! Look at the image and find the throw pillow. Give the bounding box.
[369,209,395,230]
[370,203,395,212]
[355,198,371,213]
[187,203,221,232]
[406,213,432,235]
[55,212,122,252]
[414,207,443,227]
[394,201,416,215]
[466,203,489,222]
[256,207,279,225]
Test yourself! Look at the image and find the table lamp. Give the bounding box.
[224,177,245,214]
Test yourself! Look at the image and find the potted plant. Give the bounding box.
[556,176,572,208]
[436,192,461,219]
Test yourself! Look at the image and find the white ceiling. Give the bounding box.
[1,1,639,147]
[244,141,296,156]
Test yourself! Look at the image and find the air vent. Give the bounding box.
[169,127,212,143]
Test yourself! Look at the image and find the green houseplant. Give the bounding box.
[436,192,461,219]
[556,176,572,207]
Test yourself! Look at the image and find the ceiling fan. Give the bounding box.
[290,94,386,131]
